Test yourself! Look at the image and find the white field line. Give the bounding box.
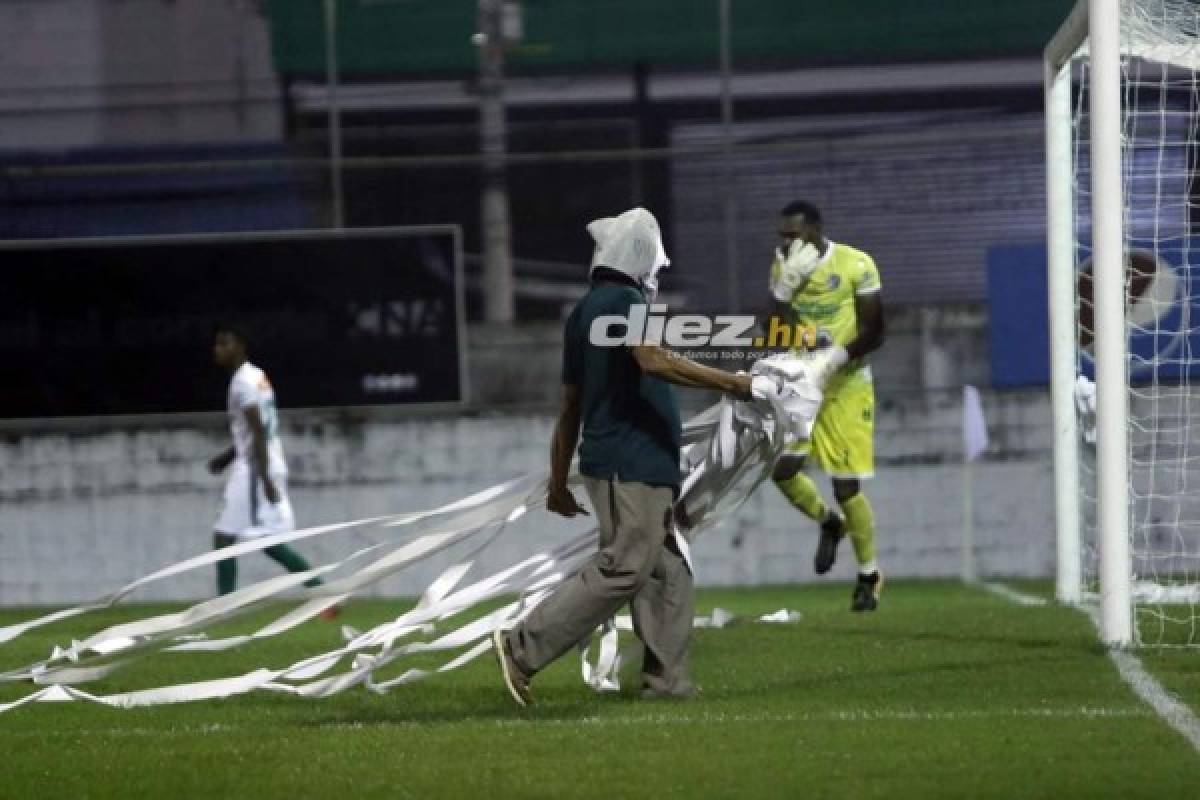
[0,707,1149,737]
[1086,607,1200,754]
[979,581,1048,606]
[979,582,1200,755]
[477,708,1145,727]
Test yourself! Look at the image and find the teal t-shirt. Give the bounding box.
[562,277,682,494]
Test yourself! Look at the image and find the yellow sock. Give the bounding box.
[841,493,877,572]
[774,473,827,522]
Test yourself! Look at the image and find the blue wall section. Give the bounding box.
[1104,237,1199,384]
[988,238,1200,388]
[987,244,1050,388]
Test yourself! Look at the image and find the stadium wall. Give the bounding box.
[0,386,1053,605]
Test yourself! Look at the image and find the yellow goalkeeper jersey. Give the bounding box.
[769,240,881,358]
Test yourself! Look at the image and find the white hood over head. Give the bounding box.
[587,207,670,295]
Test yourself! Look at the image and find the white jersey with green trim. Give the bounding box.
[227,362,286,474]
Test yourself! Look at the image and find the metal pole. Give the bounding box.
[232,0,248,129]
[1045,57,1083,606]
[478,0,515,323]
[323,0,345,229]
[719,0,739,313]
[962,459,977,583]
[631,61,649,206]
[1088,0,1133,646]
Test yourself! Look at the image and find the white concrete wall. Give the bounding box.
[0,390,1055,606]
[0,0,280,149]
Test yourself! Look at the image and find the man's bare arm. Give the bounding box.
[550,385,582,493]
[547,385,588,517]
[207,445,236,475]
[846,291,885,360]
[632,345,753,399]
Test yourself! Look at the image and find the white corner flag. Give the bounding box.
[963,385,989,462]
[961,385,988,583]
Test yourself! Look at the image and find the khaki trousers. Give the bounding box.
[508,476,695,694]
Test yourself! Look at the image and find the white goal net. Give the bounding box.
[1054,0,1200,645]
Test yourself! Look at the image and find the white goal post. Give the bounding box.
[1046,0,1200,646]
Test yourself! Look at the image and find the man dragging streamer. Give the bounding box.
[493,208,777,706]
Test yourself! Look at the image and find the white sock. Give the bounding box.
[858,560,878,577]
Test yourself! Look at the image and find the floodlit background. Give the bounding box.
[4,5,1200,798]
[3,0,1080,602]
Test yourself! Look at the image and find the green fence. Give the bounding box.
[267,0,1076,78]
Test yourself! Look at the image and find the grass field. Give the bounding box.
[2,581,1198,799]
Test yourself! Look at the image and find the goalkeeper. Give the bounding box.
[766,200,886,611]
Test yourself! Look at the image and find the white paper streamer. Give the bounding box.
[0,355,823,713]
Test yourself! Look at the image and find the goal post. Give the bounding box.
[1046,0,1200,647]
[1089,0,1135,647]
[1045,6,1085,611]
[1046,0,1131,645]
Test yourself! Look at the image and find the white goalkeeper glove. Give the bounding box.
[754,346,848,395]
[808,345,849,389]
[769,239,822,302]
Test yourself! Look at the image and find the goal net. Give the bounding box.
[1048,0,1200,645]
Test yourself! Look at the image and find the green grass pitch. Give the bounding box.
[2,581,1198,799]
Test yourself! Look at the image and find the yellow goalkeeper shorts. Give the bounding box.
[785,367,875,479]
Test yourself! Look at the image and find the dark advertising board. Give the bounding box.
[0,227,466,418]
